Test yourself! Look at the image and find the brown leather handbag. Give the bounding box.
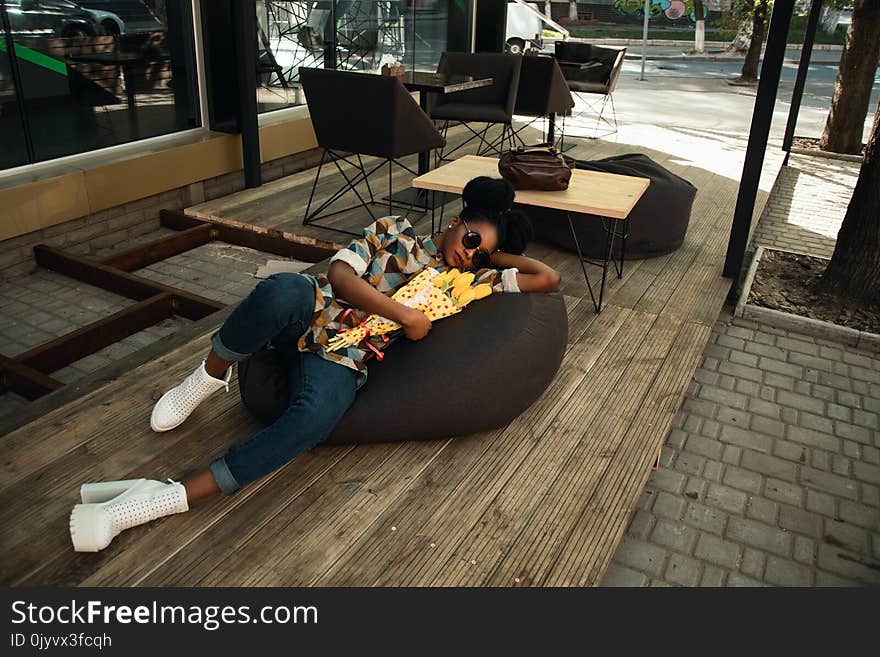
[498,145,574,191]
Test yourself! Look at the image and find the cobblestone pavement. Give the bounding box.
[0,230,301,420]
[751,154,861,259]
[603,312,880,587]
[604,153,879,587]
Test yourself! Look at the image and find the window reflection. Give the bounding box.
[0,24,29,168]
[256,1,449,114]
[0,0,199,167]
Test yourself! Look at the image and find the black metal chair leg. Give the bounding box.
[608,94,618,135]
[303,149,327,225]
[358,154,375,203]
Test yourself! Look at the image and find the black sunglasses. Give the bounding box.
[460,218,493,268]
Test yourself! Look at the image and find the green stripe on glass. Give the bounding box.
[0,41,68,76]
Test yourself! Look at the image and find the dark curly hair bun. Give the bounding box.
[461,176,515,214]
[458,177,533,255]
[499,208,534,255]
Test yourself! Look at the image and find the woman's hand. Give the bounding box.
[490,252,561,293]
[399,307,432,341]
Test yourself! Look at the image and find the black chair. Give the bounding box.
[299,67,445,237]
[512,54,574,148]
[429,52,522,161]
[554,43,626,139]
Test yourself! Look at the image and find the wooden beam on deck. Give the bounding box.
[0,355,64,401]
[14,294,175,374]
[33,246,225,320]
[99,225,214,272]
[161,210,337,263]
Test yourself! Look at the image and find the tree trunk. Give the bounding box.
[725,1,754,54]
[819,7,842,36]
[819,0,880,155]
[739,0,769,82]
[694,1,706,53]
[816,101,880,305]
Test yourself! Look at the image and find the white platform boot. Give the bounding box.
[70,479,189,552]
[150,360,231,432]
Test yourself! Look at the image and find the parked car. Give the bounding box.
[83,6,125,35]
[3,0,103,37]
[76,1,163,34]
[505,2,543,54]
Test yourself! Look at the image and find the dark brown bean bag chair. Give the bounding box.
[237,291,567,444]
[525,154,697,259]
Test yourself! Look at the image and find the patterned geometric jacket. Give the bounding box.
[298,216,521,386]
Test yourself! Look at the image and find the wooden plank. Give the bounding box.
[551,322,711,586]
[34,245,225,320]
[319,306,632,585]
[99,225,213,271]
[161,210,339,263]
[321,307,648,586]
[0,132,759,588]
[0,355,64,401]
[0,307,234,440]
[196,441,445,586]
[0,346,256,585]
[15,294,174,374]
[482,313,683,586]
[80,445,357,587]
[0,334,216,494]
[408,311,671,587]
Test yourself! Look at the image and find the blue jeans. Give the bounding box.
[208,273,358,495]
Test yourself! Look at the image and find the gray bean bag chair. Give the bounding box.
[237,291,567,444]
[526,154,697,259]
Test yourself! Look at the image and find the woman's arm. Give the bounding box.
[490,252,561,293]
[328,261,432,340]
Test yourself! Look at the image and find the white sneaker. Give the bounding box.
[150,360,231,432]
[69,479,189,552]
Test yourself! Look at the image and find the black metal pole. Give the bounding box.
[782,0,824,156]
[0,0,35,163]
[232,0,261,188]
[722,0,795,286]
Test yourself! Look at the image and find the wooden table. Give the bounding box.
[387,72,492,211]
[413,155,650,312]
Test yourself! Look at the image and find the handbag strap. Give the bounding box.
[514,143,558,155]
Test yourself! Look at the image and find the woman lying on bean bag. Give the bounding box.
[67,177,561,552]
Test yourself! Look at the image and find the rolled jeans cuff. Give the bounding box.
[210,331,250,362]
[210,456,241,495]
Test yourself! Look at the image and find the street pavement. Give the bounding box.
[575,42,878,142]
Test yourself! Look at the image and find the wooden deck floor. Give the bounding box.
[0,125,784,586]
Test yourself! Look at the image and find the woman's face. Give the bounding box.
[441,217,500,269]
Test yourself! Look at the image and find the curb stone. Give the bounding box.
[788,147,864,164]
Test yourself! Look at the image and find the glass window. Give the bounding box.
[0,19,30,168]
[0,0,200,168]
[256,1,450,114]
[411,0,447,72]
